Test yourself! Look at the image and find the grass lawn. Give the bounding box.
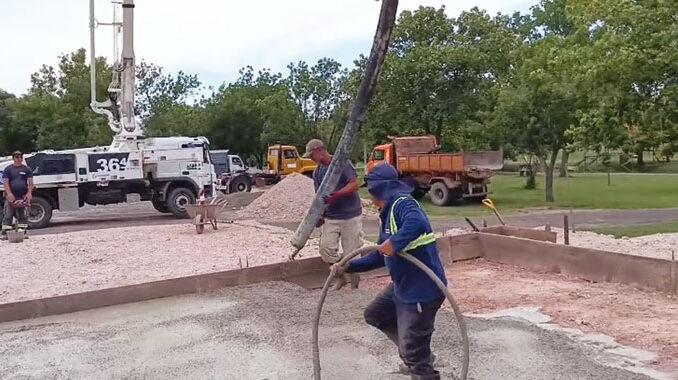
[358,171,678,218]
[586,221,678,238]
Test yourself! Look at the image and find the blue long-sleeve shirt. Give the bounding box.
[348,193,447,303]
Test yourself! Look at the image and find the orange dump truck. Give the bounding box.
[366,135,503,206]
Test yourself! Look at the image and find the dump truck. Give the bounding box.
[366,135,503,206]
[254,144,317,186]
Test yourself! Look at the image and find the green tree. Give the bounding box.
[566,0,678,165]
[135,61,202,131]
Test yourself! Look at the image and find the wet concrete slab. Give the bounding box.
[0,282,661,380]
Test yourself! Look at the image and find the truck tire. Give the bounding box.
[429,182,451,206]
[229,176,252,193]
[27,196,53,229]
[151,199,170,213]
[166,187,196,218]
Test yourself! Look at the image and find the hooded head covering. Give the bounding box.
[365,163,414,201]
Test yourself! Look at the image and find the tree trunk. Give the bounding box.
[543,149,559,203]
[559,150,569,178]
[636,147,644,166]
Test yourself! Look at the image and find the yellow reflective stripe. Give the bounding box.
[403,233,436,251]
[1,225,13,230]
[389,196,436,251]
[389,196,409,234]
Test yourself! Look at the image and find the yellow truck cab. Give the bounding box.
[267,145,317,177]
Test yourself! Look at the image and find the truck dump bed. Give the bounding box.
[396,151,503,174]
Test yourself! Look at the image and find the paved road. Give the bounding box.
[30,201,678,236]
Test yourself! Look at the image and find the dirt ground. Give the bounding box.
[365,259,678,373]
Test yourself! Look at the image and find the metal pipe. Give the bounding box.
[88,0,119,132]
[290,0,399,256]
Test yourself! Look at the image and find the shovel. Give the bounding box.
[482,198,506,225]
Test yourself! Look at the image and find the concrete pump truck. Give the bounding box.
[0,0,220,228]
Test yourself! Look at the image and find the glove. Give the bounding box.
[324,192,342,205]
[330,262,348,277]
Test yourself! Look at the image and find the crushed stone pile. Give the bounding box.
[537,227,675,260]
[0,220,318,304]
[241,174,375,221]
[239,174,315,221]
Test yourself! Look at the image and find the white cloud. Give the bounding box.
[0,0,533,95]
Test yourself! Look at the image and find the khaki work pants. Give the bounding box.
[319,216,364,264]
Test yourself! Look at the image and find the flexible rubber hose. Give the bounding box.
[311,245,470,380]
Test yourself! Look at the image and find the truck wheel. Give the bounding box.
[429,182,451,206]
[229,176,252,193]
[166,187,196,218]
[151,199,170,213]
[27,196,53,229]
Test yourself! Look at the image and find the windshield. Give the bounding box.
[283,149,297,159]
[372,149,385,161]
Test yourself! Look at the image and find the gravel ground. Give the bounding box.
[0,281,658,380]
[443,227,677,260]
[0,221,318,304]
[541,227,677,260]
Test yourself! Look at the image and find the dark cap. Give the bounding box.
[11,150,22,157]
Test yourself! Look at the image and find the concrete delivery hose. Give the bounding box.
[312,245,470,380]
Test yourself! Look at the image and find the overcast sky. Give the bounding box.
[0,0,533,95]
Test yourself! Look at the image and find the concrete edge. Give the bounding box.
[478,232,676,294]
[0,256,330,323]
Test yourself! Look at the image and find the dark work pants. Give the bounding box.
[364,284,444,376]
[2,201,28,234]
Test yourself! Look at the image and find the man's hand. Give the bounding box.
[378,239,395,257]
[316,218,325,228]
[23,193,31,205]
[330,262,348,277]
[324,192,343,205]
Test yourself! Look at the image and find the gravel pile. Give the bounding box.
[543,227,676,260]
[0,221,318,304]
[240,174,315,221]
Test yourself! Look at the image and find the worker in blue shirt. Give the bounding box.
[331,163,446,380]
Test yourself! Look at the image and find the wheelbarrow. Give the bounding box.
[185,203,220,234]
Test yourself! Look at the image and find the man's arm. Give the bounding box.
[346,251,385,273]
[2,178,14,202]
[378,199,429,256]
[325,165,359,204]
[25,178,34,202]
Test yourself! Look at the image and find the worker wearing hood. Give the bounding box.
[331,163,446,379]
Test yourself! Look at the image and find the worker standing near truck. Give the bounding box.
[331,163,446,380]
[2,151,34,240]
[304,138,363,290]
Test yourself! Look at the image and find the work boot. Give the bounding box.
[0,234,6,241]
[398,354,437,375]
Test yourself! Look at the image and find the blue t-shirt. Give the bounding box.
[313,161,362,220]
[3,164,33,198]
